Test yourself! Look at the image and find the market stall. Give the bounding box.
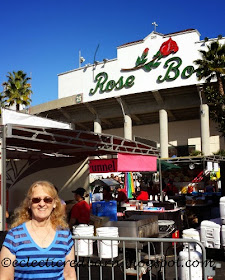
[160,155,225,227]
[0,110,159,231]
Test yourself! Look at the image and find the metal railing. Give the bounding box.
[73,235,209,280]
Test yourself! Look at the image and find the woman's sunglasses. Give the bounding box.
[31,197,54,204]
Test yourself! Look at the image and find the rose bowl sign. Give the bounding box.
[89,37,196,96]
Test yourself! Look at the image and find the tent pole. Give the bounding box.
[159,158,163,201]
[1,126,6,231]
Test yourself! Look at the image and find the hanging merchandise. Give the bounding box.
[181,186,188,194]
[152,172,159,182]
[214,163,219,172]
[210,171,217,181]
[216,168,220,180]
[187,184,194,194]
[192,171,204,183]
[207,161,213,171]
[124,172,135,199]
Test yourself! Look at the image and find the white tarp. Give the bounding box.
[1,108,71,130]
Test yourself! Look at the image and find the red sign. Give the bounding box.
[89,159,117,173]
[89,154,157,173]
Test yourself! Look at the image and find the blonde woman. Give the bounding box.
[0,181,76,280]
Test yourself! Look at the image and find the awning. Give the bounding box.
[2,124,159,160]
[157,159,181,171]
[90,179,120,187]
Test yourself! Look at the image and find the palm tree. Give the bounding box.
[194,40,225,96]
[2,70,32,111]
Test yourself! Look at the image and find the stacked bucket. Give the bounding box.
[73,224,119,258]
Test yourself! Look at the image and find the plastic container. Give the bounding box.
[178,246,202,280]
[220,196,225,225]
[221,225,225,248]
[105,200,117,221]
[92,200,117,221]
[73,224,94,256]
[200,220,221,249]
[92,201,105,217]
[182,228,201,252]
[96,227,119,258]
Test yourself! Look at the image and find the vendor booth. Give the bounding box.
[160,155,225,227]
[0,109,159,231]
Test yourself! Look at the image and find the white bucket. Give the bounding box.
[73,224,94,256]
[96,227,119,258]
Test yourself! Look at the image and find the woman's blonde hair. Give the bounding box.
[11,180,68,229]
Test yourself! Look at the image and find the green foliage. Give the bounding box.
[1,70,32,111]
[213,149,225,156]
[194,39,225,137]
[194,40,225,96]
[204,81,225,137]
[189,150,203,156]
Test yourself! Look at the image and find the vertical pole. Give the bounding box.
[159,109,169,158]
[94,117,102,133]
[1,126,6,231]
[159,158,163,201]
[124,114,132,140]
[200,104,210,156]
[79,50,81,68]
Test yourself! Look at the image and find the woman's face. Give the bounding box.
[30,185,56,221]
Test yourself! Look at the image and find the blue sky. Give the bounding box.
[1,0,225,106]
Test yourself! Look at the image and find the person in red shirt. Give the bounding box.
[69,187,90,229]
[136,184,149,201]
[116,185,128,203]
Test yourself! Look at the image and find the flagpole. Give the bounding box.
[79,50,81,68]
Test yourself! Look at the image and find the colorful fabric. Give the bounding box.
[70,200,90,224]
[124,172,135,198]
[3,223,73,279]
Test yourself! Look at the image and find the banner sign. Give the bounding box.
[89,154,157,173]
[89,159,117,173]
[117,154,157,172]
